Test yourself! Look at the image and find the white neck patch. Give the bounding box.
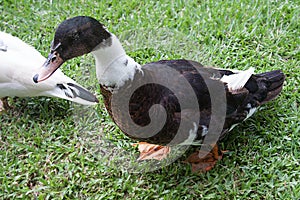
[91,34,141,88]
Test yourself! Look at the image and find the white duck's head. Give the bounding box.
[33,16,113,83]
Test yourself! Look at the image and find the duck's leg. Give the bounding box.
[0,97,10,112]
[185,144,224,172]
[133,142,171,161]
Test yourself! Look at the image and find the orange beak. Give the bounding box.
[33,51,64,83]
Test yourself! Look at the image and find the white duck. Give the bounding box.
[0,31,98,111]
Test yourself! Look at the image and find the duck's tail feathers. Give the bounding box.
[257,70,285,104]
[54,83,99,105]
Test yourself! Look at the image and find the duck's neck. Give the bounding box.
[91,33,141,88]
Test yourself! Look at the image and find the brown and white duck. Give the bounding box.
[33,16,285,172]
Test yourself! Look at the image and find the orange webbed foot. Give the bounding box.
[133,142,171,161]
[185,144,225,172]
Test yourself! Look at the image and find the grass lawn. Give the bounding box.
[1,0,299,199]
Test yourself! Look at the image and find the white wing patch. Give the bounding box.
[220,67,255,92]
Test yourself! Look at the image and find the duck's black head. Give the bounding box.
[53,16,111,60]
[33,16,111,83]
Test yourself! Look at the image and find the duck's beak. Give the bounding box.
[33,51,64,83]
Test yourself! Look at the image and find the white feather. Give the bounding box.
[220,67,255,92]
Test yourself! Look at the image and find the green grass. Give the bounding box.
[1,0,299,199]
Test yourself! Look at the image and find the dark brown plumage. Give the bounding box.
[100,59,285,145]
[33,16,286,172]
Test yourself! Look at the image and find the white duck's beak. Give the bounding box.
[33,51,64,83]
